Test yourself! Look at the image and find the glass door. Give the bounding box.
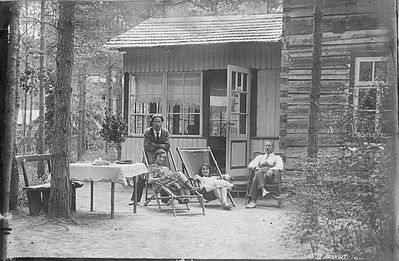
[226,65,251,176]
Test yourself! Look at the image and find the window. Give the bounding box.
[129,72,202,136]
[354,57,389,134]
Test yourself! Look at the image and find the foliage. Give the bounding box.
[286,100,396,260]
[151,0,282,16]
[99,111,127,145]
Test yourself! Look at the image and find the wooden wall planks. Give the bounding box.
[280,0,395,171]
[121,136,208,169]
[123,42,281,73]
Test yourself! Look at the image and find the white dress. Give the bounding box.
[194,175,233,192]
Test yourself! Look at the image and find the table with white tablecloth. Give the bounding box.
[70,162,148,218]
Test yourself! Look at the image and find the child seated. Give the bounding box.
[194,163,234,210]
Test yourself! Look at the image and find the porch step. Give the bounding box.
[231,176,248,198]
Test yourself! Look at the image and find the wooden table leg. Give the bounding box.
[111,182,115,219]
[133,176,137,213]
[90,181,94,211]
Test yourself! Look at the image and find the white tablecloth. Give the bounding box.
[70,163,148,186]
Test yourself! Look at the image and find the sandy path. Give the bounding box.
[8,181,308,259]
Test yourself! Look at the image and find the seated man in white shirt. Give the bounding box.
[246,140,284,208]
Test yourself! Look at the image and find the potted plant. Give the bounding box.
[99,111,128,161]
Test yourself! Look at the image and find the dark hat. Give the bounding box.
[150,114,164,122]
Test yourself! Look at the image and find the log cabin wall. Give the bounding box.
[250,68,281,157]
[121,42,282,166]
[281,0,395,172]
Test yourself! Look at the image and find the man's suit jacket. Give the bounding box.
[143,127,170,165]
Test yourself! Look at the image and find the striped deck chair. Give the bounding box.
[142,149,205,216]
[176,146,235,207]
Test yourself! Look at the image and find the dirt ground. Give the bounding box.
[7,181,309,259]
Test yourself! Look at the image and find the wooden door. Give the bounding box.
[226,65,251,176]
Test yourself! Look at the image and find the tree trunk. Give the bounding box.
[48,1,75,219]
[0,2,20,259]
[27,72,33,153]
[307,0,323,159]
[77,65,86,161]
[10,33,21,211]
[22,2,28,152]
[37,0,46,178]
[9,144,19,211]
[105,55,113,156]
[107,53,113,114]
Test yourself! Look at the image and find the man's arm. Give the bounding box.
[248,155,262,171]
[158,129,170,151]
[143,129,158,152]
[270,154,284,172]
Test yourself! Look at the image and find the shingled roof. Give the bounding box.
[105,14,282,49]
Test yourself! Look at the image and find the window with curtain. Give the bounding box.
[129,72,202,136]
[353,57,391,135]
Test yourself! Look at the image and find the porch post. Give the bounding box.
[123,72,129,121]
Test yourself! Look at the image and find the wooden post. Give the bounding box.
[111,182,115,219]
[90,180,94,211]
[307,0,323,159]
[133,176,137,213]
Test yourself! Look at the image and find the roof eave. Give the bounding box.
[105,39,282,51]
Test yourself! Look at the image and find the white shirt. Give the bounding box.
[248,152,284,172]
[153,129,161,138]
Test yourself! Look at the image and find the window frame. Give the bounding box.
[353,56,388,134]
[127,72,203,138]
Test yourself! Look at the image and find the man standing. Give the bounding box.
[129,114,170,205]
[245,140,283,208]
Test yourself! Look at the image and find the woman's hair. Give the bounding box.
[198,163,212,176]
[154,148,167,156]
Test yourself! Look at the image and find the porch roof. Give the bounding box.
[105,14,282,49]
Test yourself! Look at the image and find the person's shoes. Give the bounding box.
[245,201,257,208]
[221,203,232,210]
[167,199,179,206]
[72,181,84,188]
[128,201,142,206]
[262,188,270,198]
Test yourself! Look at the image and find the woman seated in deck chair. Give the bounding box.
[194,163,234,210]
[148,148,198,204]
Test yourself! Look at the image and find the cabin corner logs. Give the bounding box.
[280,0,396,174]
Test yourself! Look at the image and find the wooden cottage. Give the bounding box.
[105,14,283,178]
[280,0,396,171]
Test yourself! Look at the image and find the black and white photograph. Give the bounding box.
[0,0,398,260]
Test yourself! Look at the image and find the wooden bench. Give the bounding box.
[14,154,82,215]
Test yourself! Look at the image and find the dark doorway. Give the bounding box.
[203,70,227,171]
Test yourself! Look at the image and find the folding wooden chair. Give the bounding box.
[142,149,205,216]
[246,152,285,208]
[176,146,235,207]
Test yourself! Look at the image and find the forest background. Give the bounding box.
[2,1,397,260]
